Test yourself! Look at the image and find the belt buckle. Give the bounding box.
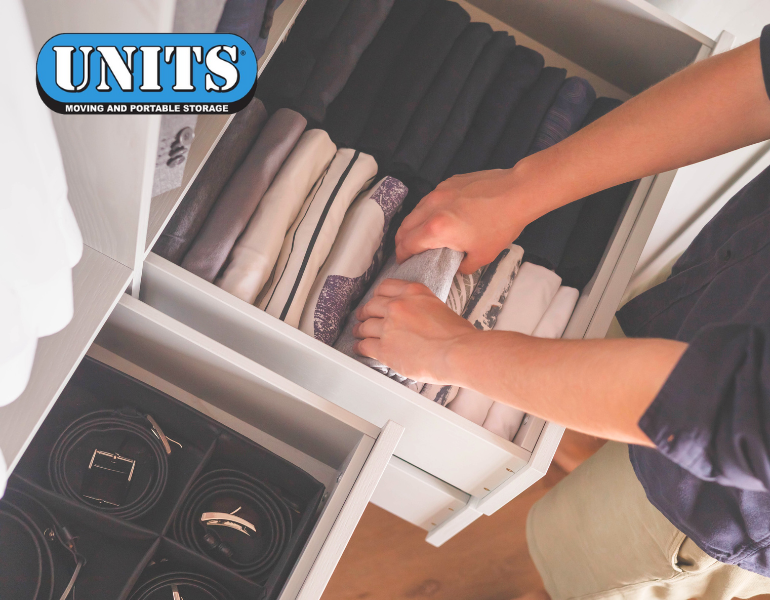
[80,449,135,507]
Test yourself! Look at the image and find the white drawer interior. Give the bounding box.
[92,294,403,600]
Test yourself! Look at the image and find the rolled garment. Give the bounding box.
[335,248,464,381]
[515,77,596,270]
[357,0,470,166]
[532,285,580,339]
[425,244,524,405]
[443,46,543,179]
[155,98,269,263]
[486,67,566,171]
[419,32,513,186]
[450,388,496,426]
[216,0,274,58]
[446,267,486,316]
[296,0,396,124]
[256,0,353,111]
[182,109,306,282]
[260,149,378,326]
[324,0,432,148]
[556,98,637,291]
[299,177,408,344]
[391,23,493,175]
[216,129,337,303]
[463,262,562,439]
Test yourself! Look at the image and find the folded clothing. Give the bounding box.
[335,247,464,382]
[424,244,523,405]
[532,285,579,339]
[515,77,596,270]
[182,109,306,282]
[259,148,378,326]
[323,0,432,148]
[216,0,279,59]
[445,266,487,316]
[357,0,470,166]
[299,176,408,344]
[217,129,337,303]
[392,22,493,176]
[296,0,396,123]
[486,66,566,171]
[419,31,514,186]
[556,98,636,291]
[482,402,526,441]
[154,98,268,264]
[444,45,543,178]
[256,0,353,110]
[449,387,495,426]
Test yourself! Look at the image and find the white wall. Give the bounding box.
[628,0,770,295]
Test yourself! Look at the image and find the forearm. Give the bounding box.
[446,331,687,445]
[501,39,770,222]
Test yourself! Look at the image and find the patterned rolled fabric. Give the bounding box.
[296,0,396,123]
[515,77,596,270]
[182,109,306,282]
[335,248,464,383]
[155,98,268,264]
[419,31,513,186]
[357,0,470,166]
[424,244,524,405]
[324,0,432,148]
[443,45,543,178]
[391,22,493,176]
[259,149,378,327]
[217,129,337,303]
[299,177,408,344]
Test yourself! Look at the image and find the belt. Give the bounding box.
[0,487,86,600]
[129,572,233,600]
[172,469,292,582]
[48,409,169,520]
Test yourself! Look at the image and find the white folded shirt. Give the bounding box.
[532,285,580,339]
[0,282,37,407]
[217,129,337,303]
[259,148,377,327]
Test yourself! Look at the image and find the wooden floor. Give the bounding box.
[322,465,567,600]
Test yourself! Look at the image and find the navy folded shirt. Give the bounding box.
[443,45,543,178]
[357,0,470,167]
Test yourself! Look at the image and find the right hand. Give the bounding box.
[394,168,534,274]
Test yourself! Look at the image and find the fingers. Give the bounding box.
[373,278,430,298]
[459,253,486,275]
[354,337,380,359]
[356,296,390,320]
[353,317,384,339]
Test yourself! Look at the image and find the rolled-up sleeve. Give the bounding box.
[640,322,770,492]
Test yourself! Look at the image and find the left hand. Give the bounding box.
[353,279,477,384]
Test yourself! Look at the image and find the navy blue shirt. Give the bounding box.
[616,26,770,577]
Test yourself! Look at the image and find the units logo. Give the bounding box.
[36,33,259,115]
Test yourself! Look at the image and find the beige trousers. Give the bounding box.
[527,442,770,600]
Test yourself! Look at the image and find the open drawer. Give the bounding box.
[137,0,730,546]
[84,293,403,600]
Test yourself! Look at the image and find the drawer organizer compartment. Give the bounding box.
[3,294,402,600]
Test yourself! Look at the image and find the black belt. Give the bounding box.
[0,488,85,600]
[128,572,233,600]
[172,469,292,582]
[48,409,169,520]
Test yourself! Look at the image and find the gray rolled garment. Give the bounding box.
[182,109,306,282]
[335,248,463,384]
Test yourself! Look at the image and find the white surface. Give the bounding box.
[371,457,470,531]
[0,285,37,406]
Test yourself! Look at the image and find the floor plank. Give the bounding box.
[322,465,567,600]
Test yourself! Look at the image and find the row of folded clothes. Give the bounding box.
[154,101,577,443]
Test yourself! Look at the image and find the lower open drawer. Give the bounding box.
[30,293,402,600]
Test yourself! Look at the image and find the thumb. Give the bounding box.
[459,253,486,275]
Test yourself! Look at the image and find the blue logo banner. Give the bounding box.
[37,33,259,115]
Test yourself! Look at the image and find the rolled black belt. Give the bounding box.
[0,487,86,600]
[129,572,233,600]
[48,408,169,520]
[173,469,292,582]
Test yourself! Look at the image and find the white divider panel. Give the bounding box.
[140,255,532,498]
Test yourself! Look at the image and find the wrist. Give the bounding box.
[504,153,572,226]
[439,329,486,388]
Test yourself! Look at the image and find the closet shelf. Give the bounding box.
[0,246,133,473]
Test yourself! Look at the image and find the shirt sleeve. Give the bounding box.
[761,25,770,101]
[639,321,770,492]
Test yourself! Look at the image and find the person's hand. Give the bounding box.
[395,168,536,274]
[353,279,478,384]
